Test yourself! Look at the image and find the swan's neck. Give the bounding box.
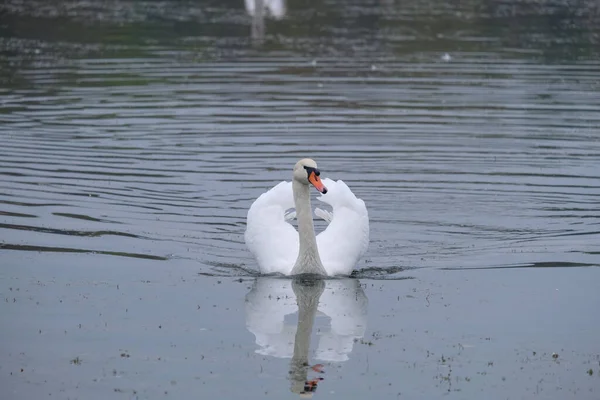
[291,180,326,275]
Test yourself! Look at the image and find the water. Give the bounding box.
[1,0,599,399]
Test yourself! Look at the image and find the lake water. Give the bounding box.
[1,0,599,399]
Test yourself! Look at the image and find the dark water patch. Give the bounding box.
[52,212,113,223]
[0,223,142,239]
[0,210,37,218]
[197,261,262,278]
[0,243,168,261]
[441,261,599,271]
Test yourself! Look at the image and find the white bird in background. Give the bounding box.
[244,0,286,20]
[245,158,369,276]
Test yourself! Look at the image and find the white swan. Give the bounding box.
[244,158,369,276]
[244,0,286,20]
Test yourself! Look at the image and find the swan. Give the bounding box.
[244,0,286,20]
[244,158,369,276]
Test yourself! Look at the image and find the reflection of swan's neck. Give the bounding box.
[251,0,265,42]
[289,278,325,394]
[291,180,326,275]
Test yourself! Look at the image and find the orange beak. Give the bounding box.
[308,172,328,194]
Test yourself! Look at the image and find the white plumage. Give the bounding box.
[244,0,286,19]
[245,170,369,276]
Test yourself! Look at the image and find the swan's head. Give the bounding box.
[293,158,328,194]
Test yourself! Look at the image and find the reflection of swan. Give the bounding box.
[245,159,369,276]
[245,277,368,367]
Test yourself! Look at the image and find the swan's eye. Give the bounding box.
[303,166,320,177]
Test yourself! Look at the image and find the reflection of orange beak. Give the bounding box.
[308,172,328,194]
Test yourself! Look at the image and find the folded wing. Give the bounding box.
[316,178,369,276]
[245,181,298,275]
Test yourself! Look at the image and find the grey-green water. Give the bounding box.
[1,0,599,399]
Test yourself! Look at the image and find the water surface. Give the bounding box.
[1,0,599,398]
